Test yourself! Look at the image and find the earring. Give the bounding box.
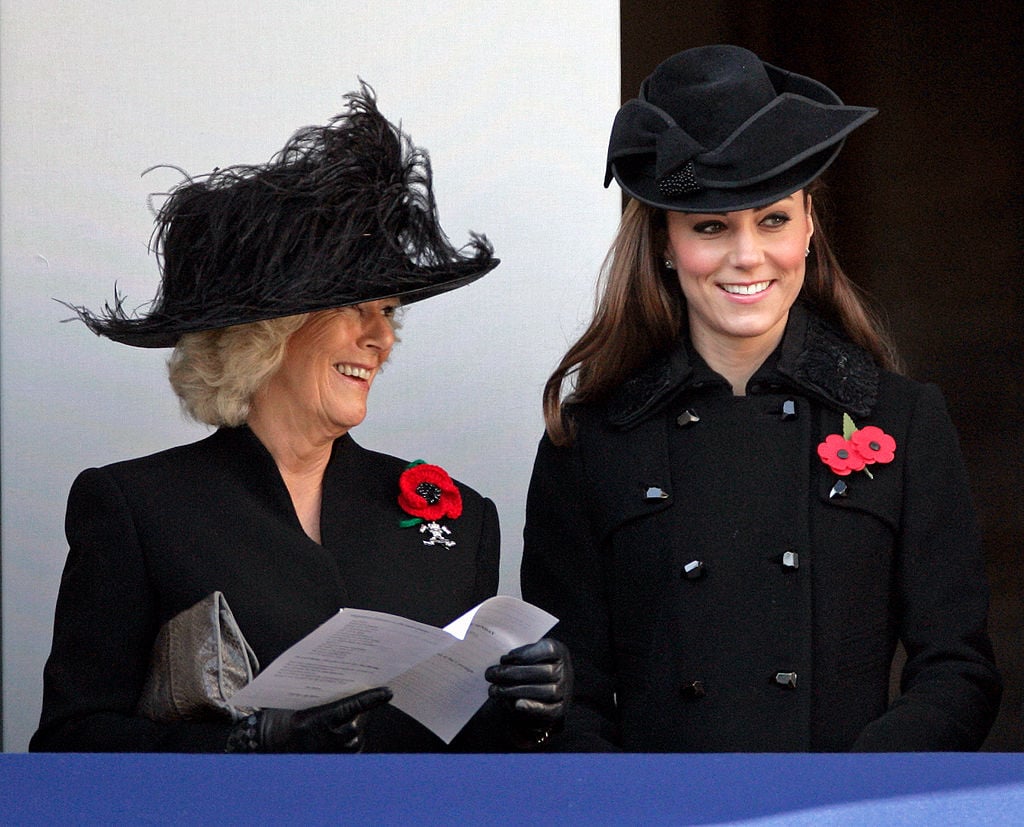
[664,259,676,270]
[805,248,810,258]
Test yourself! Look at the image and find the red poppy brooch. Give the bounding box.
[817,413,896,480]
[397,460,463,547]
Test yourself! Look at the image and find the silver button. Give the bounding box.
[829,480,848,499]
[774,671,798,689]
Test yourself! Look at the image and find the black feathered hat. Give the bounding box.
[605,45,877,212]
[67,85,499,347]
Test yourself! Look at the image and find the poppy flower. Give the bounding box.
[850,425,896,465]
[816,434,867,476]
[397,461,463,523]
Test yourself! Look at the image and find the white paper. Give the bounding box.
[227,595,557,743]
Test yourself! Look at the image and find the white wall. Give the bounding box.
[1,1,620,751]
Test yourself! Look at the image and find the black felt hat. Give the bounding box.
[68,85,499,347]
[605,45,877,212]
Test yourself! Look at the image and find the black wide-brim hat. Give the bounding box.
[605,45,878,212]
[67,85,499,347]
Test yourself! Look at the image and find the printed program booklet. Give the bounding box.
[227,595,557,743]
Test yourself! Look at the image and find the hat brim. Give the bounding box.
[90,258,499,348]
[609,57,877,213]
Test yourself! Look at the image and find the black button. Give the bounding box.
[829,480,849,499]
[782,551,799,569]
[682,560,706,580]
[681,680,706,700]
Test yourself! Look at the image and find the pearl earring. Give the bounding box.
[805,248,811,258]
[664,259,676,270]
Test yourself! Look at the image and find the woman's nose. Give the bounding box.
[360,313,396,352]
[728,227,765,269]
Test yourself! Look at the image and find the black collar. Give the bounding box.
[605,303,879,428]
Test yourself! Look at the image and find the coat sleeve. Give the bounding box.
[851,383,1002,750]
[521,433,621,751]
[30,467,232,752]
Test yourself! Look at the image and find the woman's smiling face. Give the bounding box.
[664,191,814,357]
[257,300,398,443]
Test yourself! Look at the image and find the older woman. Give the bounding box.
[522,45,1000,751]
[32,88,569,753]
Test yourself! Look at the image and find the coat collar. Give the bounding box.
[209,426,361,522]
[605,302,879,428]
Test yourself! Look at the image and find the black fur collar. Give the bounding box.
[606,303,879,428]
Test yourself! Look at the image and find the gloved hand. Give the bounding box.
[485,638,572,750]
[226,686,392,753]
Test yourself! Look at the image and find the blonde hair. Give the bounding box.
[168,314,309,426]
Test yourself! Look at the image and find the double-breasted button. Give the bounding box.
[682,560,706,580]
[829,480,849,499]
[644,486,669,502]
[680,680,706,700]
[780,399,797,420]
[774,671,798,689]
[782,551,799,570]
[676,409,700,427]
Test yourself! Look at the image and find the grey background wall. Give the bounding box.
[0,0,620,751]
[621,0,1022,751]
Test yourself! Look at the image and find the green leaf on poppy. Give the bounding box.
[399,517,424,528]
[842,412,857,440]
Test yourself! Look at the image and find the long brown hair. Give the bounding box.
[543,184,901,445]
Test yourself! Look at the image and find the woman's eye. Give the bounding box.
[761,212,791,227]
[693,220,725,234]
[351,303,396,317]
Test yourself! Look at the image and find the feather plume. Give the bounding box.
[66,83,497,347]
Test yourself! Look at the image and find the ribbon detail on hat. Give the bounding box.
[655,125,705,196]
[654,124,705,180]
[605,99,706,191]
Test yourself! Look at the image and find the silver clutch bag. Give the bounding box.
[136,591,260,723]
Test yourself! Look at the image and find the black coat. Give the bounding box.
[522,304,1001,751]
[31,426,501,752]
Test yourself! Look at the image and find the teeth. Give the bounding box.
[336,364,372,380]
[721,281,770,295]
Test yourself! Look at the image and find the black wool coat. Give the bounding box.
[522,304,1001,752]
[31,426,501,752]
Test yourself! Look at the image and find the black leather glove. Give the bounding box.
[485,638,572,750]
[226,686,392,753]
